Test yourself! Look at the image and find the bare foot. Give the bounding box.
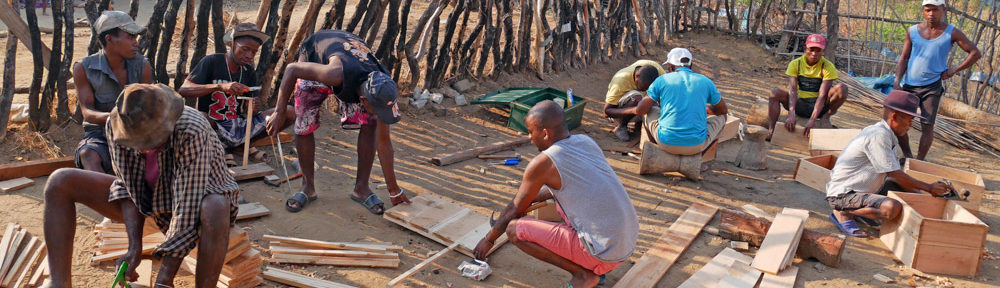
[569,270,601,288]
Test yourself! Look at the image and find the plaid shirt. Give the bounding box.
[107,106,240,259]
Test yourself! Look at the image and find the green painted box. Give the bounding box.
[472,87,587,133]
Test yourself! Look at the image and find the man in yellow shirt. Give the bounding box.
[603,60,665,141]
[767,34,848,140]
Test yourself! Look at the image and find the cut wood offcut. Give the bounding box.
[0,223,48,288]
[613,202,718,288]
[750,208,808,274]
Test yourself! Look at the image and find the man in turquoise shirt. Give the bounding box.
[629,48,729,160]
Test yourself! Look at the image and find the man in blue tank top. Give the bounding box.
[892,0,980,160]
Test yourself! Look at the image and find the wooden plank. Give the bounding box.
[0,157,73,181]
[268,254,400,268]
[28,256,47,287]
[91,244,158,264]
[236,202,271,221]
[719,116,742,142]
[808,129,861,153]
[0,177,34,193]
[717,261,762,288]
[12,242,45,288]
[613,202,719,288]
[386,242,458,287]
[381,213,506,258]
[222,248,261,277]
[0,0,52,69]
[225,241,251,263]
[269,246,398,259]
[2,236,37,287]
[0,228,27,280]
[135,260,154,288]
[905,169,984,215]
[758,265,798,288]
[229,163,275,181]
[912,242,983,277]
[408,202,466,231]
[250,132,293,147]
[793,155,836,193]
[430,136,531,166]
[904,159,985,187]
[262,235,401,253]
[678,248,754,288]
[770,122,809,151]
[778,209,809,268]
[740,205,773,221]
[431,210,488,240]
[262,266,357,288]
[0,223,17,272]
[751,213,804,274]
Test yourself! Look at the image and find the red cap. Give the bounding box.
[805,34,826,50]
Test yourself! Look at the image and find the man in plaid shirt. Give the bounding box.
[42,84,239,288]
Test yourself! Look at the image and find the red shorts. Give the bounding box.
[514,205,622,275]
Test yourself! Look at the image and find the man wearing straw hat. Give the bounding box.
[42,84,238,288]
[892,0,980,160]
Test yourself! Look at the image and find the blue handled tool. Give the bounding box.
[488,158,520,166]
[110,261,132,288]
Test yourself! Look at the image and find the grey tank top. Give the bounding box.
[79,52,147,132]
[542,135,638,262]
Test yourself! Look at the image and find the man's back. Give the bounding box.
[826,120,901,198]
[605,60,665,105]
[647,67,722,146]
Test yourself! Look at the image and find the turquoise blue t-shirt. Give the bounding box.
[647,67,722,146]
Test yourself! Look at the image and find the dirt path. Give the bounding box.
[1,25,998,288]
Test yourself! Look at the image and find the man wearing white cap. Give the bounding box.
[628,48,729,167]
[72,10,153,174]
[767,34,848,139]
[892,0,980,160]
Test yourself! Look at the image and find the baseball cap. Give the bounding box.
[805,34,826,50]
[224,23,270,44]
[363,71,402,125]
[882,90,924,120]
[666,48,692,66]
[922,0,945,6]
[94,11,146,35]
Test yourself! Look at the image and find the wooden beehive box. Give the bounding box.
[794,154,837,193]
[903,159,985,215]
[808,129,861,156]
[880,191,988,277]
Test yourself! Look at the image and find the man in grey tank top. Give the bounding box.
[73,11,152,174]
[473,101,638,288]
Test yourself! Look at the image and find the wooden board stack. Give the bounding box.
[181,227,264,288]
[264,235,402,268]
[90,219,165,264]
[262,266,357,288]
[751,208,809,275]
[0,223,48,288]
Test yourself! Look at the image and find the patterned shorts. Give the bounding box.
[293,79,374,135]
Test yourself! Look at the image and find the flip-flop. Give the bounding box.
[351,193,385,215]
[829,213,866,237]
[285,191,317,213]
[854,216,881,227]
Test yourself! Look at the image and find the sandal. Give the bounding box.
[351,193,385,215]
[854,216,882,227]
[224,154,237,167]
[285,191,317,212]
[249,147,269,162]
[829,213,867,237]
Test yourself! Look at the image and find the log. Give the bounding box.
[636,129,704,180]
[24,0,46,130]
[257,0,298,103]
[716,208,845,267]
[734,125,768,170]
[429,136,530,166]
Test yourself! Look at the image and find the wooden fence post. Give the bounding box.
[175,0,196,92]
[0,0,18,139]
[825,0,840,63]
[429,0,465,88]
[155,0,185,85]
[140,0,170,73]
[190,0,213,74]
[57,0,74,121]
[25,0,46,130]
[211,0,226,54]
[266,0,325,105]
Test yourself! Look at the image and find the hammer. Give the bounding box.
[489,201,550,226]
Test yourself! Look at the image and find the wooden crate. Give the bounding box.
[793,154,837,193]
[880,191,988,277]
[808,129,861,156]
[903,159,985,215]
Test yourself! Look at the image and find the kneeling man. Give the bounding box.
[43,84,239,287]
[473,101,638,288]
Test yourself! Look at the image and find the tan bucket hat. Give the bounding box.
[108,84,184,150]
[224,23,270,44]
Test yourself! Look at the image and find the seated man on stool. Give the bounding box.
[629,48,729,170]
[602,60,664,141]
[473,101,638,288]
[825,90,949,237]
[42,84,239,288]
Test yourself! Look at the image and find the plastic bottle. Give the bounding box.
[566,88,575,107]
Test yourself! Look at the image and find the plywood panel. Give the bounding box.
[613,203,718,288]
[383,193,507,258]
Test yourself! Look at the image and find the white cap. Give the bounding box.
[666,48,693,66]
[922,0,945,6]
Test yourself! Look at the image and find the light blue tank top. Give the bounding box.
[904,24,954,86]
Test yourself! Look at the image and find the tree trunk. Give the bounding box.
[718,208,845,268]
[346,0,371,33]
[0,2,18,139]
[155,0,185,85]
[475,0,495,76]
[423,15,439,87]
[38,0,64,130]
[190,0,212,73]
[85,0,101,54]
[256,0,283,81]
[211,0,226,54]
[429,0,464,88]
[393,0,414,79]
[266,0,325,105]
[255,0,273,28]
[497,0,514,74]
[25,0,46,130]
[129,0,140,19]
[175,0,197,92]
[375,0,402,69]
[321,0,347,30]
[735,125,769,170]
[57,0,73,122]
[825,0,840,63]
[259,0,301,104]
[457,0,486,78]
[359,0,384,44]
[403,0,444,89]
[515,0,532,72]
[139,0,170,69]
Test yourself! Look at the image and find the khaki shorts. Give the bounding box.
[643,106,726,155]
[826,192,888,211]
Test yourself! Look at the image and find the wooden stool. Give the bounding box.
[734,125,769,170]
[747,96,834,128]
[637,128,704,180]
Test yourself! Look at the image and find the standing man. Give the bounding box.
[473,101,638,288]
[767,34,848,139]
[630,48,729,167]
[825,90,950,237]
[42,84,239,287]
[893,0,980,160]
[603,60,665,141]
[266,30,409,214]
[179,23,296,152]
[73,10,152,174]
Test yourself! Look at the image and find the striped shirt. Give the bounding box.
[825,120,901,198]
[107,106,240,258]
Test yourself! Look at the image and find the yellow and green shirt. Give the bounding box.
[785,56,838,99]
[605,60,666,105]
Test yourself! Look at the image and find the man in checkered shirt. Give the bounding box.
[42,84,239,288]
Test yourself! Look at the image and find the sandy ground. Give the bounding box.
[1,2,999,288]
